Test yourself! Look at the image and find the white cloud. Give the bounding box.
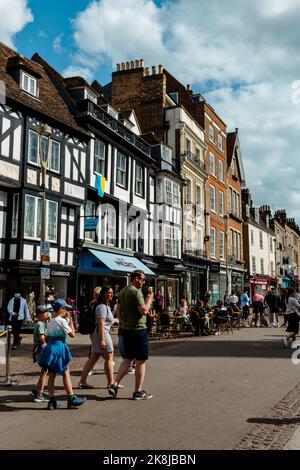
[53,34,64,54]
[0,0,33,48]
[62,65,93,82]
[68,0,300,223]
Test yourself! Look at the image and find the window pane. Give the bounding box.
[28,131,38,164]
[12,194,19,237]
[24,196,35,237]
[50,141,60,172]
[47,201,57,241]
[30,78,35,95]
[37,198,42,238]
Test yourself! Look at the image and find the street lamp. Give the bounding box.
[38,123,52,305]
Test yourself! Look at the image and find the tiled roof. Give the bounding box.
[0,42,87,136]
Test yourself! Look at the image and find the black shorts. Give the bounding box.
[122,329,149,361]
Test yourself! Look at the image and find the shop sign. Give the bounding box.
[210,262,220,273]
[41,267,51,280]
[51,271,70,277]
[84,217,99,231]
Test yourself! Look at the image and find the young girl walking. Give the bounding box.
[39,298,86,410]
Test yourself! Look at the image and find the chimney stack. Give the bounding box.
[187,84,190,91]
[116,63,120,71]
[126,61,130,70]
[144,67,149,76]
[130,60,134,69]
[140,59,144,68]
[152,65,156,75]
[135,59,140,68]
[121,62,125,71]
[158,64,163,74]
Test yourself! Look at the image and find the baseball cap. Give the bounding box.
[53,298,72,312]
[36,305,52,315]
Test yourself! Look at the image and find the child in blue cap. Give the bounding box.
[39,298,86,410]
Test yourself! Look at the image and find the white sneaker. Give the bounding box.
[282,337,288,348]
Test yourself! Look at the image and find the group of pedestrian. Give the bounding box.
[27,269,154,410]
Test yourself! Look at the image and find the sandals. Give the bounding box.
[77,383,94,389]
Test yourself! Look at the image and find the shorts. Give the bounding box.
[122,329,149,361]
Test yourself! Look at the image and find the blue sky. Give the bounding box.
[2,0,300,224]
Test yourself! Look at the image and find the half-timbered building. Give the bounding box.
[0,42,89,320]
[34,58,157,304]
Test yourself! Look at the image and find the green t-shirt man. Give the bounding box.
[118,285,146,330]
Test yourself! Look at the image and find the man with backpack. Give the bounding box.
[7,292,31,350]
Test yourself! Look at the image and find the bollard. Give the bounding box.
[0,325,18,386]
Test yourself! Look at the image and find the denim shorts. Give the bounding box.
[122,329,149,361]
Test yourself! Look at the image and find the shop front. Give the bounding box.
[231,269,244,295]
[183,256,208,304]
[209,262,227,306]
[77,248,155,307]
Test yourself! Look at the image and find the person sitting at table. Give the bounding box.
[190,301,209,336]
[213,300,228,335]
[178,299,192,331]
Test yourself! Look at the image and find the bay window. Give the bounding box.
[24,194,58,242]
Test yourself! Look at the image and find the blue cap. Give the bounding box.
[53,298,71,312]
[36,305,52,315]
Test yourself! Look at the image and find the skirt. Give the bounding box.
[91,329,114,354]
[38,337,72,374]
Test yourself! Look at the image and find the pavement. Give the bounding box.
[1,324,300,450]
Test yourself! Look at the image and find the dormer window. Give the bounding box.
[169,92,179,104]
[21,71,38,97]
[102,104,118,120]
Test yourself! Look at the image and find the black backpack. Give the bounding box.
[78,303,97,335]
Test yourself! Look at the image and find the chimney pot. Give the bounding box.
[130,60,134,69]
[135,59,140,68]
[116,63,120,71]
[121,63,125,71]
[158,64,163,74]
[126,61,130,70]
[152,65,156,75]
[140,59,144,68]
[145,67,149,76]
[187,84,190,91]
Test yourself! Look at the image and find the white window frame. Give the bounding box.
[252,256,256,274]
[250,229,254,246]
[94,139,106,175]
[116,151,127,188]
[209,125,214,142]
[219,191,224,216]
[210,185,216,212]
[28,130,60,173]
[21,71,38,97]
[259,231,263,249]
[135,163,144,197]
[219,160,224,182]
[260,258,264,275]
[173,183,180,207]
[165,179,173,205]
[210,227,216,258]
[270,235,273,253]
[24,194,58,242]
[209,152,215,176]
[217,134,223,151]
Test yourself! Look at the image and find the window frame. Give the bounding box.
[210,227,216,258]
[21,71,38,97]
[116,151,127,189]
[217,134,223,151]
[24,194,58,242]
[11,193,19,238]
[209,125,214,142]
[210,185,216,212]
[135,162,144,197]
[219,160,224,182]
[219,190,224,216]
[94,138,106,176]
[28,130,60,173]
[209,152,215,176]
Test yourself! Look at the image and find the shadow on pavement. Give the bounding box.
[247,417,300,425]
